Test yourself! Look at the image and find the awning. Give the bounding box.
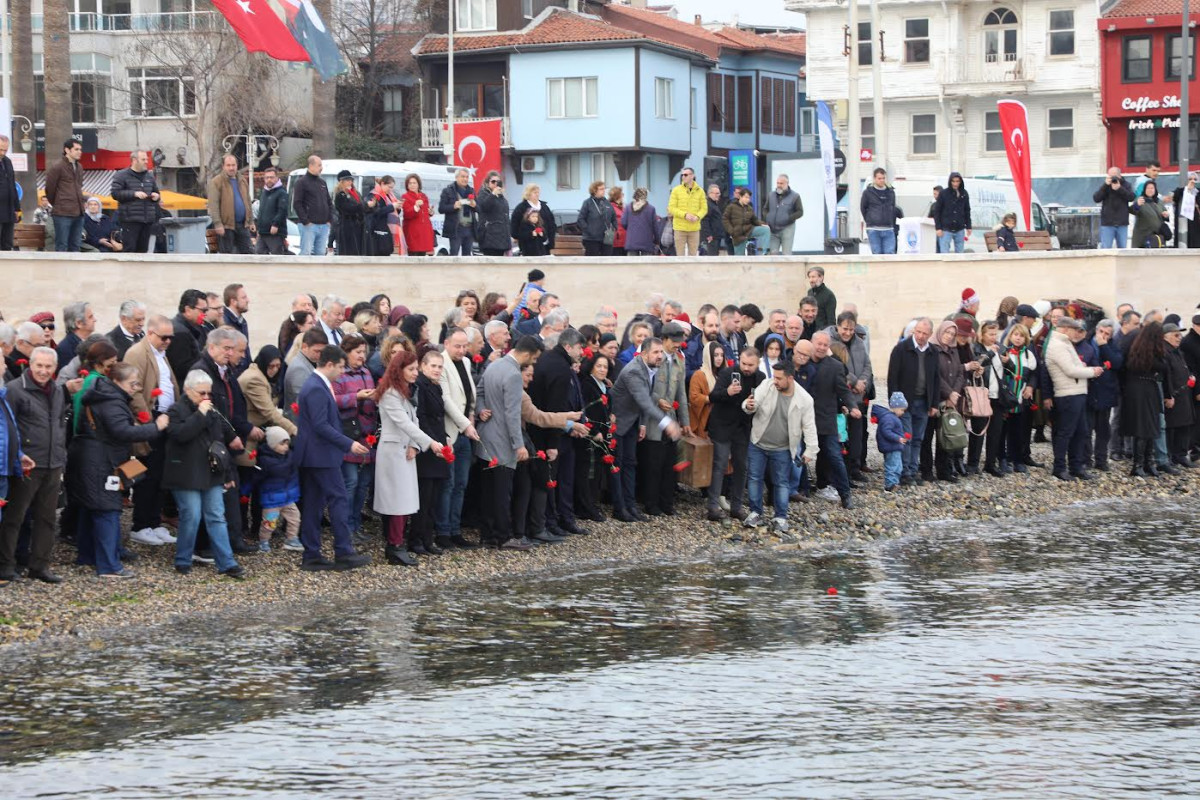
[158,190,207,211]
[36,189,116,210]
[36,169,119,198]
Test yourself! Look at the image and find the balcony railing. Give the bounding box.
[421,117,512,150]
[32,11,218,33]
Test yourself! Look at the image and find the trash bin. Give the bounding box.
[161,216,212,255]
[824,238,860,255]
[1050,208,1101,249]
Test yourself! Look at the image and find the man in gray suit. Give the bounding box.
[640,323,691,516]
[477,335,544,550]
[610,338,682,523]
[284,328,328,423]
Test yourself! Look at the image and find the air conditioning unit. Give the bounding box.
[521,155,546,173]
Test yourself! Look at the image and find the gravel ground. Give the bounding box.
[2,440,1195,649]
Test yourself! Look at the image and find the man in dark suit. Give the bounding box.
[0,135,19,251]
[107,300,146,360]
[222,283,251,371]
[609,338,681,522]
[809,331,862,509]
[529,328,589,536]
[293,345,371,570]
[705,347,763,521]
[167,289,209,385]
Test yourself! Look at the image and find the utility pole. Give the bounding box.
[846,0,862,239]
[1177,2,1192,248]
[870,0,886,175]
[445,0,455,166]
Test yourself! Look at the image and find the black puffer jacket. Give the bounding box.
[475,189,512,251]
[110,167,161,224]
[65,379,160,511]
[292,171,333,225]
[931,172,972,232]
[1093,177,1136,227]
[162,396,237,491]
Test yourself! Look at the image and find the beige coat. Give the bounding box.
[440,353,476,445]
[238,364,297,436]
[122,338,180,418]
[742,380,820,460]
[1044,330,1095,398]
[206,171,253,230]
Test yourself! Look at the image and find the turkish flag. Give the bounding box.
[997,99,1033,231]
[453,119,503,191]
[211,0,310,64]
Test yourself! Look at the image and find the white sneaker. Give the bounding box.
[717,496,731,512]
[130,528,163,546]
[743,511,763,529]
[282,537,304,551]
[818,487,840,502]
[152,526,177,544]
[771,517,790,533]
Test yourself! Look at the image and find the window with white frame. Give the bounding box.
[33,52,113,124]
[1048,10,1074,56]
[557,153,580,190]
[984,111,1003,151]
[655,77,674,119]
[128,67,195,118]
[455,0,495,32]
[590,153,618,188]
[547,77,598,118]
[1047,108,1073,149]
[904,19,930,63]
[911,113,936,154]
[984,8,1019,63]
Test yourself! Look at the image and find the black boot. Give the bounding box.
[385,545,417,566]
[1130,441,1148,477]
[1144,443,1160,477]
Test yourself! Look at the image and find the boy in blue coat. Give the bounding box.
[254,426,302,552]
[871,392,908,492]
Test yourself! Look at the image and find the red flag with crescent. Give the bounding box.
[997,99,1032,231]
[453,119,503,191]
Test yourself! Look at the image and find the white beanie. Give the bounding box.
[265,426,291,450]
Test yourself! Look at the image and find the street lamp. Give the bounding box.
[222,132,281,204]
[12,114,33,153]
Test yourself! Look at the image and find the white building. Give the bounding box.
[9,1,312,194]
[787,0,1106,179]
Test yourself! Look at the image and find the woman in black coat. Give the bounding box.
[162,370,243,577]
[578,179,617,256]
[1163,326,1196,467]
[576,354,615,521]
[333,171,369,256]
[413,351,449,555]
[475,170,512,255]
[510,184,557,251]
[1122,322,1169,477]
[366,176,399,256]
[66,363,165,577]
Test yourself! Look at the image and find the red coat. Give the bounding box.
[611,201,627,249]
[401,190,436,253]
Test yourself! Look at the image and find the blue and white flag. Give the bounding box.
[816,101,837,238]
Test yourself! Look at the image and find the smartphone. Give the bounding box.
[731,372,742,385]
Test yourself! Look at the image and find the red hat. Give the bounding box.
[954,317,975,336]
[961,288,980,308]
[29,311,55,325]
[675,311,690,325]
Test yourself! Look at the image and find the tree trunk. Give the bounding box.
[41,0,73,169]
[10,0,37,218]
[310,0,336,157]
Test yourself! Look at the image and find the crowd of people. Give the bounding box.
[0,266,1197,586]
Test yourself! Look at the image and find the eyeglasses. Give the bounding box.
[41,323,55,331]
[194,306,209,314]
[489,180,500,185]
[154,333,174,341]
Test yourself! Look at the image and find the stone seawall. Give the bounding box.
[3,250,1195,378]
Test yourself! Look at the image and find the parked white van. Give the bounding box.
[886,176,1059,250]
[285,159,460,254]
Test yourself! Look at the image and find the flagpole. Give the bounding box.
[445,0,455,165]
[1177,0,1190,248]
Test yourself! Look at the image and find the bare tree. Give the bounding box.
[10,0,37,217]
[41,0,72,162]
[333,0,428,134]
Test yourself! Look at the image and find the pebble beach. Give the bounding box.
[2,440,1196,649]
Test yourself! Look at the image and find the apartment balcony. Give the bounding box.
[31,11,218,33]
[421,117,512,151]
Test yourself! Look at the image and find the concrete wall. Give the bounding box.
[3,251,1195,380]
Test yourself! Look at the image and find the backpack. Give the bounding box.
[937,404,969,452]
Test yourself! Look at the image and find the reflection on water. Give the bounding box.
[3,499,1200,798]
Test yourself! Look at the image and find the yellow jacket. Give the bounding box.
[667,183,707,232]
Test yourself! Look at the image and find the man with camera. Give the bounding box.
[1093,167,1135,249]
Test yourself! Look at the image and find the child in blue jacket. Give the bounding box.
[871,392,909,491]
[254,426,302,552]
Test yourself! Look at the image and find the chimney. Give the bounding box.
[694,14,702,25]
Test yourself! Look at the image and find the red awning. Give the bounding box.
[35,149,134,171]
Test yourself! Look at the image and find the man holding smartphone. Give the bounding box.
[1094,167,1134,249]
[704,348,763,521]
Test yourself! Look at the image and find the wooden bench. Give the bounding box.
[551,234,585,256]
[14,223,45,251]
[984,229,1053,252]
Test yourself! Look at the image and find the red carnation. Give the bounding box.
[79,369,90,378]
[0,498,7,507]
[609,423,617,433]
[841,448,849,455]
[1189,376,1197,388]
[582,347,594,359]
[583,422,593,431]
[1103,361,1112,370]
[487,457,499,468]
[610,466,620,474]
[1030,403,1040,411]
[290,402,299,415]
[827,587,838,595]
[239,495,250,506]
[672,401,680,410]
[679,342,688,351]
[602,454,616,464]
[472,354,484,364]
[546,480,558,489]
[536,450,546,460]
[1009,348,1018,355]
[365,434,378,446]
[248,451,256,461]
[534,227,544,237]
[16,358,27,366]
[601,395,609,406]
[673,460,691,473]
[1017,242,1025,249]
[151,388,163,397]
[609,439,617,450]
[904,432,913,440]
[468,193,475,200]
[727,359,735,368]
[441,444,455,463]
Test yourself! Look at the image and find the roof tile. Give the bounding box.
[1103,0,1200,17]
[415,9,644,55]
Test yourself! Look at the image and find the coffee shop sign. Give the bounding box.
[1121,95,1183,114]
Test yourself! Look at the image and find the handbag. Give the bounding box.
[341,413,362,442]
[115,457,147,489]
[963,375,992,418]
[593,198,616,246]
[937,404,969,452]
[208,440,233,475]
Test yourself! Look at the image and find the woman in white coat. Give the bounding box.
[372,349,441,566]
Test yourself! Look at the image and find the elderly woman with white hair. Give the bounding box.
[162,369,244,579]
[81,197,121,252]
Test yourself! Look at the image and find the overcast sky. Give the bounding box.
[668,0,805,28]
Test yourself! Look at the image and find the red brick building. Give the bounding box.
[1099,0,1199,170]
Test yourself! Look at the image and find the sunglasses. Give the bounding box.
[155,333,174,341]
[41,323,56,330]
